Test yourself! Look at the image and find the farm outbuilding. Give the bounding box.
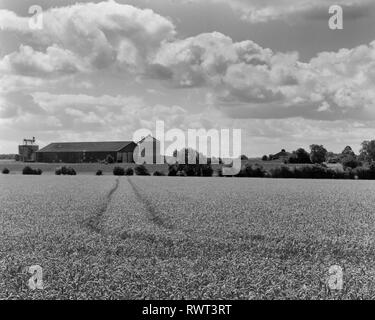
[270,149,291,161]
[18,137,39,162]
[36,141,137,163]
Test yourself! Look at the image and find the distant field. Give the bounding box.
[1,175,375,299]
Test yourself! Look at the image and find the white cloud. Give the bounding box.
[2,2,374,122]
[0,1,176,75]
[29,92,188,132]
[0,45,89,75]
[153,32,375,120]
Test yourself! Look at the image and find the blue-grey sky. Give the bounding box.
[1,0,375,156]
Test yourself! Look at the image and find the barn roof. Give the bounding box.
[37,141,135,153]
[273,149,291,157]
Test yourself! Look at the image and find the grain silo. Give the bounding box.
[18,137,39,162]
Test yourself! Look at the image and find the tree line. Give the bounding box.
[259,140,375,169]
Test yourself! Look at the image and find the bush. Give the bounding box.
[267,164,354,179]
[271,165,294,178]
[23,166,34,175]
[179,164,196,176]
[2,168,9,174]
[353,164,375,180]
[293,165,326,179]
[168,165,178,176]
[125,168,134,176]
[342,157,361,169]
[66,167,76,175]
[176,170,186,177]
[200,164,213,177]
[96,170,103,176]
[134,165,150,176]
[55,166,76,175]
[153,171,165,176]
[337,168,355,180]
[113,167,125,176]
[22,166,42,175]
[353,166,367,179]
[294,164,340,179]
[239,163,266,177]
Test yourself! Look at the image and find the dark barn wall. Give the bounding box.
[36,143,138,163]
[117,142,137,163]
[37,151,118,163]
[119,143,137,153]
[84,151,118,163]
[36,152,85,163]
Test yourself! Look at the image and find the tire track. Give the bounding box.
[127,177,173,230]
[84,178,120,233]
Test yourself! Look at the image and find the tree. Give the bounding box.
[175,148,204,164]
[342,157,361,169]
[309,144,328,164]
[173,148,212,176]
[290,148,311,164]
[341,146,355,157]
[262,155,268,161]
[326,152,340,163]
[241,154,248,160]
[360,140,375,163]
[340,145,359,168]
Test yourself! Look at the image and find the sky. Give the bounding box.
[1,0,375,156]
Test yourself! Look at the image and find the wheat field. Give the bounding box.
[1,175,375,299]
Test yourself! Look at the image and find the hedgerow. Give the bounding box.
[22,166,42,175]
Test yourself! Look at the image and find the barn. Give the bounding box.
[270,149,291,161]
[36,141,137,163]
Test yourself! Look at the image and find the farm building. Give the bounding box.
[270,149,291,161]
[36,141,137,163]
[137,135,162,164]
[17,137,39,162]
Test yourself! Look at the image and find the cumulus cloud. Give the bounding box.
[28,92,187,132]
[0,1,176,75]
[0,45,88,76]
[0,90,193,151]
[152,31,375,120]
[1,0,375,130]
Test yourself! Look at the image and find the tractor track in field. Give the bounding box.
[126,177,173,230]
[84,177,120,234]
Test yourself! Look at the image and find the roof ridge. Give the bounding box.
[37,141,135,153]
